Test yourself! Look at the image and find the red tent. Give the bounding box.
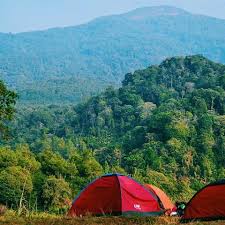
[68,174,163,217]
[182,179,225,221]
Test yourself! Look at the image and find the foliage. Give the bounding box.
[0,81,17,138]
[0,166,33,208]
[42,176,71,213]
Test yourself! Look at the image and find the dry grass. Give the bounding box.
[0,215,224,225]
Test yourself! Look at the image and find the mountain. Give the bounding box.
[122,5,188,18]
[1,6,225,105]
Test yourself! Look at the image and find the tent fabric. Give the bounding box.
[68,174,163,217]
[144,184,175,211]
[182,179,225,221]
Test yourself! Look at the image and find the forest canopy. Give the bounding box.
[0,55,225,213]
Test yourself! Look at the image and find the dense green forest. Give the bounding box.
[1,6,225,104]
[0,55,225,213]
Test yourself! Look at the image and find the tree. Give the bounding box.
[38,149,77,178]
[0,166,33,208]
[0,80,17,138]
[77,150,103,180]
[0,147,18,169]
[95,147,122,167]
[42,176,71,213]
[15,144,40,172]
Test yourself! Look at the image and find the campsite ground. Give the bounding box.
[0,216,224,225]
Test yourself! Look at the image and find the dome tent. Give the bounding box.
[144,184,175,212]
[182,179,225,221]
[68,174,163,217]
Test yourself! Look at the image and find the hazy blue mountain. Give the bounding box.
[1,6,225,105]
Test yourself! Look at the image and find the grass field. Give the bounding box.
[0,216,225,225]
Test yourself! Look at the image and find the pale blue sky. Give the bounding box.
[1,0,225,33]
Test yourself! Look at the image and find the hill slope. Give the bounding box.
[2,55,225,204]
[1,6,225,104]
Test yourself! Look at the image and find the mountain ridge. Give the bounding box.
[2,5,225,35]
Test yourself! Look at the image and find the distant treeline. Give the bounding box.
[1,6,225,105]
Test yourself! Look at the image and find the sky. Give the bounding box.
[1,0,225,33]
